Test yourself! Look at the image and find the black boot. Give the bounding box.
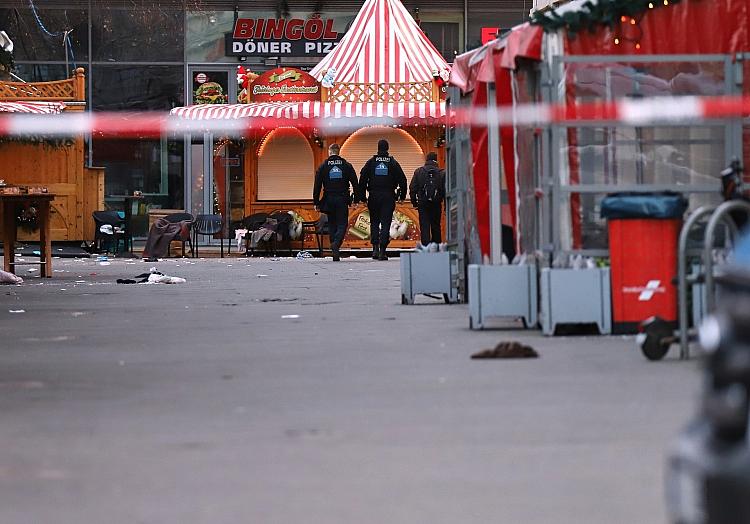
[372,244,379,260]
[331,240,341,262]
[378,244,388,261]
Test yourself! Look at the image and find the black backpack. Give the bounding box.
[421,167,440,202]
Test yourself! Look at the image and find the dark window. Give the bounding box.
[92,65,183,111]
[0,7,89,62]
[95,137,185,236]
[91,6,183,62]
[420,22,460,62]
[13,63,70,82]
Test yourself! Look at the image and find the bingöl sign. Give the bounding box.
[226,17,343,57]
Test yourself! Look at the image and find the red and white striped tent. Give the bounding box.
[309,0,450,84]
[171,0,449,122]
[0,101,66,114]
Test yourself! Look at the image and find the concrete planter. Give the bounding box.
[468,263,538,330]
[400,251,458,305]
[540,267,612,335]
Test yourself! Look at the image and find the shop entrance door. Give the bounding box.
[185,67,242,245]
[186,133,244,246]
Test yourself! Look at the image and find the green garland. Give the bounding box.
[530,0,686,38]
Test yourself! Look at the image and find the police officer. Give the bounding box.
[409,151,445,247]
[358,139,407,260]
[313,143,358,261]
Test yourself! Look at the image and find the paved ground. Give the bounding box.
[0,254,700,524]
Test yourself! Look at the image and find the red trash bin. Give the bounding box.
[602,193,688,334]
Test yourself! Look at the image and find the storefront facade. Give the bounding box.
[2,0,529,235]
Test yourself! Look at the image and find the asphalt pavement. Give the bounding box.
[0,254,700,524]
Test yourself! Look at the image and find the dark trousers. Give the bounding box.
[324,193,348,246]
[418,200,443,245]
[368,191,396,247]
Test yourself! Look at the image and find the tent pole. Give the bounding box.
[487,82,503,265]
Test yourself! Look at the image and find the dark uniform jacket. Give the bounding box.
[409,160,445,206]
[358,153,408,201]
[313,155,358,206]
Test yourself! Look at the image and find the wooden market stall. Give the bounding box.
[0,67,104,242]
[171,0,450,251]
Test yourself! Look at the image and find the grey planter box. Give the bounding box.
[400,251,458,305]
[540,268,612,336]
[468,263,538,330]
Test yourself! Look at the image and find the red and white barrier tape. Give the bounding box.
[1,95,749,138]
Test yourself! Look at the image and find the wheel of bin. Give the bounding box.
[637,316,673,361]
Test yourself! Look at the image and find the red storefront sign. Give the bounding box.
[248,67,320,103]
[227,17,343,57]
[481,27,500,44]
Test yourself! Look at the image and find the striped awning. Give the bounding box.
[309,0,450,84]
[170,101,446,121]
[0,101,66,114]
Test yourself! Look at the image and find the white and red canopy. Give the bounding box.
[170,100,445,122]
[309,0,450,84]
[0,101,66,114]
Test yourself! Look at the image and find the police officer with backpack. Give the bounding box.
[410,151,445,247]
[359,139,407,260]
[313,143,358,261]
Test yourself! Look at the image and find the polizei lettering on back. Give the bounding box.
[226,18,344,57]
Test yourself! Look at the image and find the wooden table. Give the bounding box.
[0,194,56,278]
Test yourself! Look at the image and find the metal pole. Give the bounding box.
[463,0,468,50]
[486,82,503,264]
[677,206,714,359]
[704,200,750,313]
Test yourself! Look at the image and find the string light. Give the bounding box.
[614,38,620,45]
[648,2,654,7]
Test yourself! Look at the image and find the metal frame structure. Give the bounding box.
[540,53,743,258]
[445,86,481,301]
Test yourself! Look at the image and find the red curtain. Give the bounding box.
[471,85,490,257]
[566,0,749,57]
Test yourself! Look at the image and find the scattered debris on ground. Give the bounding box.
[116,268,186,285]
[0,269,23,284]
[471,341,539,359]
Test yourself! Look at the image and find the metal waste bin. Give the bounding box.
[601,192,688,334]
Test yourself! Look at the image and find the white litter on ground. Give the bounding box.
[0,270,23,284]
[9,309,25,314]
[281,314,300,319]
[145,273,186,284]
